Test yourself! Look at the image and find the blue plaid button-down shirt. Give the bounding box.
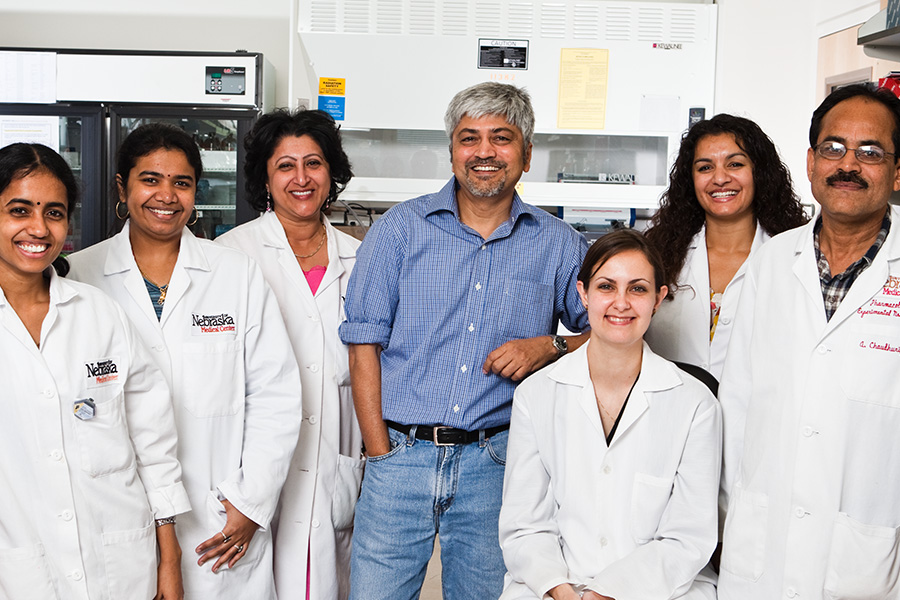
[339,178,589,430]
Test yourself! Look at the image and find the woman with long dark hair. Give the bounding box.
[644,114,808,380]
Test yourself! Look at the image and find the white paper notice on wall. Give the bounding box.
[0,51,57,103]
[0,116,60,150]
[639,95,680,132]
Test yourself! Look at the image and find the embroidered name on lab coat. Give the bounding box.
[191,312,236,335]
[84,357,120,386]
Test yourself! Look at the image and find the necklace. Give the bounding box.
[293,225,327,259]
[140,272,169,305]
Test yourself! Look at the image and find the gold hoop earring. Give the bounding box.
[115,201,129,220]
[187,207,199,226]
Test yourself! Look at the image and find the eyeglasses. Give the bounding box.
[814,141,896,165]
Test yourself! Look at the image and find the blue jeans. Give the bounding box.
[350,426,508,600]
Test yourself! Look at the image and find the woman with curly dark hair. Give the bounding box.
[644,114,808,380]
[217,108,362,600]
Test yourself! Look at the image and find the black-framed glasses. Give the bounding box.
[813,141,895,164]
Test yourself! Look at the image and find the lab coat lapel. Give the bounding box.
[548,346,608,440]
[104,224,161,328]
[792,221,827,322]
[159,228,207,327]
[263,212,317,306]
[687,228,711,296]
[611,344,681,445]
[315,220,345,297]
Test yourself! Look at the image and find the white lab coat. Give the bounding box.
[645,224,768,381]
[499,342,720,600]
[68,224,302,600]
[0,270,189,600]
[217,212,364,600]
[718,205,900,599]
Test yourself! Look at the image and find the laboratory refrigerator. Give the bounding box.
[0,48,274,251]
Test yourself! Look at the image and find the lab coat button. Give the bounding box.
[312,519,320,528]
[309,314,320,322]
[61,510,73,521]
[154,345,165,352]
[50,450,63,461]
[802,426,814,437]
[309,364,320,373]
[71,570,84,581]
[309,415,318,425]
[794,507,806,518]
[602,465,611,475]
[600,537,608,547]
[785,587,797,598]
[720,317,731,325]
[43,388,54,398]
[817,345,827,354]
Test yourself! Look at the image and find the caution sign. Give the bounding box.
[319,78,346,96]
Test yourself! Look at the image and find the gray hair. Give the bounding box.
[444,82,535,149]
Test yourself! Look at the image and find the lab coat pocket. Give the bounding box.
[630,473,674,543]
[332,454,365,530]
[73,385,136,477]
[499,279,553,338]
[841,326,900,409]
[823,512,900,599]
[101,524,155,600]
[720,484,768,582]
[0,543,56,599]
[182,340,244,417]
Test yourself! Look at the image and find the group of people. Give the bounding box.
[0,78,897,600]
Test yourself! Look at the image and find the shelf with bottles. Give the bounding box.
[200,150,238,173]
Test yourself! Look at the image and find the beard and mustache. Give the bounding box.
[461,159,511,198]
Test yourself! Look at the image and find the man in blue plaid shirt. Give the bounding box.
[340,82,589,599]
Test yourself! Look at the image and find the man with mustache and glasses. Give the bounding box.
[340,82,589,599]
[717,84,900,599]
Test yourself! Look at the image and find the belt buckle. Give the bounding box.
[433,426,455,446]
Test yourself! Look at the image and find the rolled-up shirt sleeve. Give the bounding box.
[339,212,405,348]
[556,231,590,334]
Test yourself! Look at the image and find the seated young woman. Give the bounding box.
[499,229,721,600]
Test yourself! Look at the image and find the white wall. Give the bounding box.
[713,0,820,204]
[818,0,881,36]
[0,1,293,108]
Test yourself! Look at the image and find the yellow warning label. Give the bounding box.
[319,78,346,96]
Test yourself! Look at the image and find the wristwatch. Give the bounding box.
[551,335,568,358]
